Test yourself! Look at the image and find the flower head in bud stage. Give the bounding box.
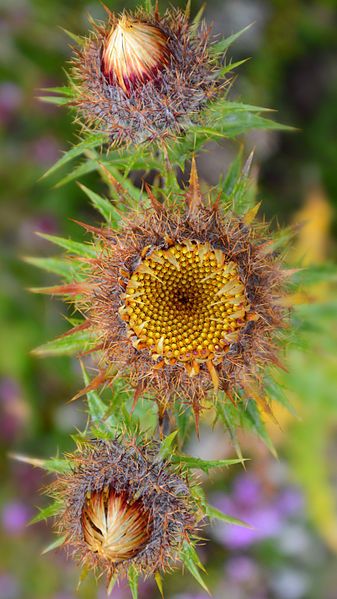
[49,437,197,583]
[53,162,287,427]
[70,6,224,145]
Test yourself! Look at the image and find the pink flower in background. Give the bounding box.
[30,135,61,167]
[2,501,30,535]
[0,83,22,124]
[0,574,20,599]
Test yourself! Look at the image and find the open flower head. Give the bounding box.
[70,5,225,145]
[48,161,287,427]
[50,436,197,584]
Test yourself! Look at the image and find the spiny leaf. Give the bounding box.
[243,400,277,457]
[210,23,253,55]
[33,328,96,357]
[127,566,139,599]
[10,453,70,474]
[29,502,61,525]
[158,431,178,461]
[60,27,86,46]
[154,571,164,599]
[171,455,246,472]
[206,504,252,528]
[218,58,249,78]
[23,256,80,281]
[41,134,106,180]
[36,232,97,258]
[39,95,69,106]
[181,542,210,594]
[79,183,119,224]
[41,534,66,555]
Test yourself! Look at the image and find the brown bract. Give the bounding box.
[70,6,223,144]
[50,438,196,583]
[66,163,287,427]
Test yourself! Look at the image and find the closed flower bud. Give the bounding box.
[49,437,197,583]
[70,6,224,145]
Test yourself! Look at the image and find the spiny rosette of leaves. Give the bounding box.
[32,161,289,429]
[67,3,228,146]
[45,433,204,591]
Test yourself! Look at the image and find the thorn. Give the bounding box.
[145,183,163,214]
[70,371,108,402]
[186,156,202,212]
[243,201,261,225]
[206,361,219,392]
[243,149,255,177]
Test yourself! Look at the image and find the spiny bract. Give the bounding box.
[70,5,225,145]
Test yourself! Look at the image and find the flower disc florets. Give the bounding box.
[68,164,286,423]
[51,437,197,581]
[71,6,223,144]
[121,241,250,376]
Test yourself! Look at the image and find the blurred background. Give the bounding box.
[0,0,337,597]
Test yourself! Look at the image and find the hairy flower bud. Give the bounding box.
[70,7,224,144]
[49,437,197,582]
[101,16,170,94]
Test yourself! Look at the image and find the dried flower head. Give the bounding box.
[55,161,287,426]
[70,6,224,144]
[50,437,197,583]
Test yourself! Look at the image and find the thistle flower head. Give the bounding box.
[57,162,287,426]
[71,6,224,145]
[50,436,197,583]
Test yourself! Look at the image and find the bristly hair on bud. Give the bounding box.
[48,436,199,587]
[34,161,288,430]
[69,5,226,145]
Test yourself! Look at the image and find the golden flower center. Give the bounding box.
[82,488,151,562]
[102,16,170,94]
[121,241,250,371]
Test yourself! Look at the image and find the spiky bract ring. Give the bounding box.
[62,162,287,425]
[50,437,197,583]
[71,6,224,145]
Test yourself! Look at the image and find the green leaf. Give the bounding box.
[41,134,106,180]
[154,572,164,599]
[60,27,85,46]
[107,574,117,595]
[41,535,66,555]
[33,329,96,357]
[181,542,210,594]
[210,24,253,55]
[30,502,61,525]
[127,566,139,599]
[171,455,246,472]
[243,400,277,457]
[23,256,79,281]
[36,232,97,258]
[218,58,249,78]
[39,95,69,106]
[79,183,119,224]
[206,504,252,528]
[158,431,178,461]
[55,160,100,188]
